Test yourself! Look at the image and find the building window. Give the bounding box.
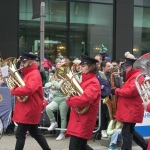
[19,0,113,62]
[133,7,150,57]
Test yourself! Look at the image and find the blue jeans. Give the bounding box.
[110,129,122,145]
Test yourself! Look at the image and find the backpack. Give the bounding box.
[93,129,101,141]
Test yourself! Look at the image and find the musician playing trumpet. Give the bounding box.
[66,55,101,150]
[10,52,50,150]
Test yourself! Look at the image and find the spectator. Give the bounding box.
[42,56,52,70]
[97,60,112,138]
[111,61,118,72]
[72,58,82,83]
[107,120,123,150]
[45,58,69,141]
[95,54,102,71]
[0,75,15,135]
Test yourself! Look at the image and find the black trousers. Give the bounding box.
[15,123,51,150]
[69,135,87,150]
[101,99,109,130]
[121,122,148,150]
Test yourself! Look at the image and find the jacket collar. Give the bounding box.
[126,68,141,80]
[22,64,38,75]
[82,72,96,82]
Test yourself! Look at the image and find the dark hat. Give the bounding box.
[80,55,99,65]
[122,58,136,66]
[123,52,137,66]
[20,52,38,61]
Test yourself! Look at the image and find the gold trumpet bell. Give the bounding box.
[3,57,28,102]
[57,62,90,114]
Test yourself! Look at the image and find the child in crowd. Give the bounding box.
[100,44,111,61]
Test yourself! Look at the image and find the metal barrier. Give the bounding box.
[0,117,4,139]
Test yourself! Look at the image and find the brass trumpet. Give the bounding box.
[2,57,28,102]
[56,62,90,114]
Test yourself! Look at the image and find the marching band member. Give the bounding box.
[10,52,51,150]
[66,55,101,150]
[111,52,147,150]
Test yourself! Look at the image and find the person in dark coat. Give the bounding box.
[66,55,101,150]
[10,52,51,150]
[111,52,148,150]
[97,60,112,138]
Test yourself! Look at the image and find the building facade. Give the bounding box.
[0,0,150,62]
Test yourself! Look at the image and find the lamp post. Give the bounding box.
[40,0,45,69]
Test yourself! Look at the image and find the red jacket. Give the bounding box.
[115,69,144,123]
[11,64,43,124]
[66,73,101,140]
[147,103,150,112]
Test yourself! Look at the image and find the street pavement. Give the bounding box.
[0,132,144,150]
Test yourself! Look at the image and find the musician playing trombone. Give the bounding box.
[66,55,101,150]
[10,52,51,150]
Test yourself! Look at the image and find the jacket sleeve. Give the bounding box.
[52,80,63,89]
[11,74,40,96]
[45,82,53,88]
[66,81,101,108]
[115,78,138,97]
[115,86,138,97]
[115,73,144,98]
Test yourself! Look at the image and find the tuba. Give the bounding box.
[1,57,28,102]
[56,62,90,114]
[134,53,150,102]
